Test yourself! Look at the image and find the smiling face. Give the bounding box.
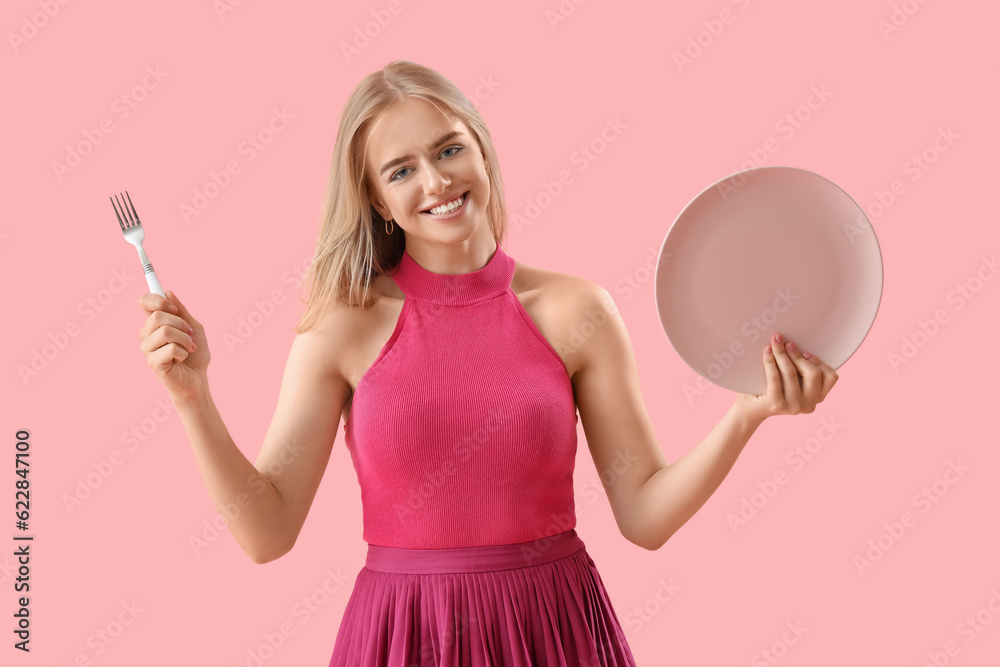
[365,97,492,249]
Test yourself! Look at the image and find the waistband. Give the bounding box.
[364,529,586,574]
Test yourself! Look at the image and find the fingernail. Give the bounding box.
[765,345,772,355]
[169,305,179,313]
[787,341,796,352]
[803,351,813,360]
[775,333,784,344]
[188,327,194,335]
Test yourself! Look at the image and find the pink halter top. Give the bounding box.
[343,243,580,549]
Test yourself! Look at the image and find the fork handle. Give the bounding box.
[132,244,164,296]
[143,263,165,297]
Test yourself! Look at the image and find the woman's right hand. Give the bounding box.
[138,290,211,402]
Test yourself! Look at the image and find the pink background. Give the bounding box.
[3,0,999,665]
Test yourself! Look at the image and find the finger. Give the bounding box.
[165,291,198,327]
[140,318,196,356]
[761,343,783,406]
[819,367,839,401]
[805,354,837,375]
[147,341,190,373]
[139,293,178,316]
[770,334,803,406]
[798,351,840,401]
[139,309,195,341]
[165,291,203,342]
[785,341,822,407]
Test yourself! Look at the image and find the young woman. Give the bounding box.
[137,60,839,666]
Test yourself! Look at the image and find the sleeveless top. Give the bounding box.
[343,243,580,549]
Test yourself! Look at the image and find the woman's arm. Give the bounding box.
[626,401,762,550]
[569,281,837,551]
[176,312,352,564]
[175,385,290,563]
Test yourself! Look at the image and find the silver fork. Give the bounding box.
[111,191,165,297]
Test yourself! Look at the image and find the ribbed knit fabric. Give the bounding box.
[343,243,580,549]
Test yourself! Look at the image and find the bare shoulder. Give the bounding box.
[513,258,613,311]
[330,274,407,394]
[512,259,617,379]
[290,296,358,387]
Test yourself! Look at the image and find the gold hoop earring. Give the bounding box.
[385,218,394,235]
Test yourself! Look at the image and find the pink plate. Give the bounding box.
[654,166,883,395]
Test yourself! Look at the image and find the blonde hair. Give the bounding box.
[292,60,509,333]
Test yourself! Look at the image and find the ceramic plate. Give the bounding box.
[654,166,883,395]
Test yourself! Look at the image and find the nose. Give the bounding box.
[421,159,450,194]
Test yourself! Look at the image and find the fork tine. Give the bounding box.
[110,195,126,231]
[123,191,141,225]
[117,193,133,226]
[113,193,133,228]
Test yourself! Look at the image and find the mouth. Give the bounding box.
[422,191,469,216]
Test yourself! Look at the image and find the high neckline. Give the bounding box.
[389,244,514,305]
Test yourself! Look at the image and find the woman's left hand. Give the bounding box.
[736,332,840,425]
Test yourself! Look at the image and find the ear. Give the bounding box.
[368,195,390,221]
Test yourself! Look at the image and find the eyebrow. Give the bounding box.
[379,130,464,177]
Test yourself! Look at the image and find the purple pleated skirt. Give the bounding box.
[328,529,636,666]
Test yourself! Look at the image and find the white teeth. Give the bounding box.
[427,194,465,215]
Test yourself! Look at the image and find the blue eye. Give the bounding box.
[389,145,464,182]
